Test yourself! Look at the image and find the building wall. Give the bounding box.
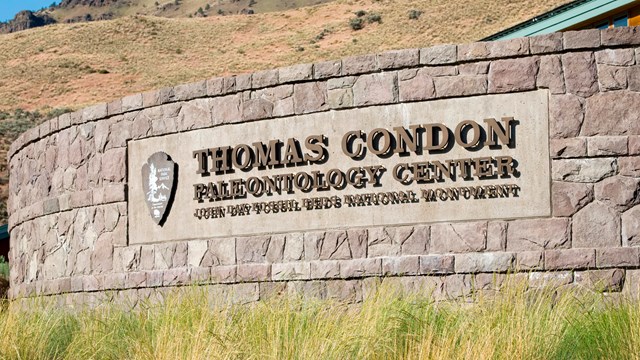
[6,27,640,307]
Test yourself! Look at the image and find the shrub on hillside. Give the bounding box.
[349,17,364,30]
[408,9,423,20]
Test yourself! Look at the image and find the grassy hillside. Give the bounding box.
[0,0,571,224]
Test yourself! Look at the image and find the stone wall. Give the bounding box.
[6,26,640,307]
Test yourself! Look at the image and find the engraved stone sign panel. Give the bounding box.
[128,91,551,245]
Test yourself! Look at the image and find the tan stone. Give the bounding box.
[251,69,278,88]
[595,49,635,65]
[419,255,454,275]
[271,262,310,281]
[434,75,487,97]
[293,82,327,114]
[529,271,573,287]
[278,63,313,82]
[382,256,419,276]
[339,258,382,278]
[507,218,570,250]
[573,202,621,248]
[601,27,640,46]
[236,263,270,282]
[489,37,529,57]
[588,136,628,156]
[313,60,341,79]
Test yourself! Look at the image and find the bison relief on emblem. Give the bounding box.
[142,152,177,226]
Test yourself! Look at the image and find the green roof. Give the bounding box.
[483,0,638,41]
[0,225,8,241]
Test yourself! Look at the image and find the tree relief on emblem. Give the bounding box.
[142,152,177,225]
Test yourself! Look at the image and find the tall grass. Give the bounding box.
[0,279,639,359]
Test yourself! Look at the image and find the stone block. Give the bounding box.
[434,75,487,97]
[552,181,594,217]
[314,60,341,79]
[489,37,529,57]
[596,247,639,267]
[293,82,327,114]
[83,103,108,122]
[121,93,143,112]
[382,256,419,276]
[328,87,353,109]
[507,218,570,250]
[458,62,489,75]
[486,221,507,251]
[550,138,587,158]
[342,54,377,75]
[583,91,640,136]
[43,198,60,215]
[398,69,435,101]
[125,272,147,288]
[326,280,362,303]
[431,222,487,253]
[423,66,458,76]
[537,55,565,94]
[353,72,398,106]
[251,69,279,88]
[339,258,382,278]
[378,49,419,69]
[552,158,617,183]
[598,65,628,91]
[279,63,313,82]
[620,156,640,177]
[146,271,163,287]
[235,74,252,91]
[418,255,454,275]
[236,263,270,282]
[630,137,640,155]
[455,252,515,273]
[187,240,208,267]
[444,274,473,298]
[205,77,224,96]
[457,42,489,61]
[601,27,640,46]
[545,248,595,270]
[622,205,640,246]
[400,225,429,255]
[575,269,625,292]
[629,66,640,91]
[588,136,628,156]
[163,268,189,286]
[420,44,457,65]
[310,260,340,279]
[529,271,573,288]
[236,236,272,264]
[210,265,236,283]
[563,29,600,49]
[529,32,563,54]
[271,262,311,281]
[174,80,206,101]
[562,52,598,97]
[516,251,544,270]
[595,176,640,212]
[488,57,538,93]
[595,49,635,65]
[242,98,273,121]
[211,93,242,124]
[573,201,620,248]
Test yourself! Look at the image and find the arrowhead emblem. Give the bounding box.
[142,152,177,226]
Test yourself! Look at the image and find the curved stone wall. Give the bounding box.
[7,26,640,306]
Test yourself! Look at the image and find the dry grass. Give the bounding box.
[1,279,640,359]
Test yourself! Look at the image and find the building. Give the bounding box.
[484,0,640,41]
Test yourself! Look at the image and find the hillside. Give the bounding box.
[0,0,571,224]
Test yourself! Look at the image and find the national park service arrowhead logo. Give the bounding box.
[142,152,177,226]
